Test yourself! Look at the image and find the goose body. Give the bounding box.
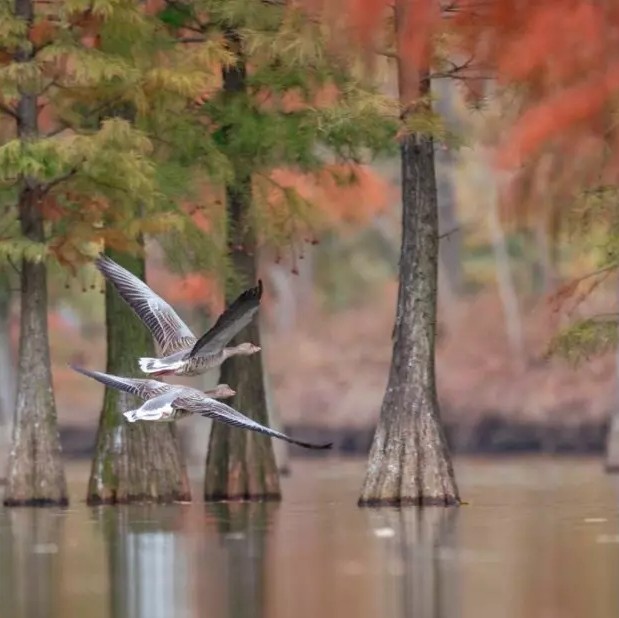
[95,254,262,377]
[72,366,332,451]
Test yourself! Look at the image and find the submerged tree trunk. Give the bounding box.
[358,15,459,505]
[87,248,190,504]
[204,31,280,502]
[4,0,67,505]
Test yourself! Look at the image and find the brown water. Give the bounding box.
[1,457,619,618]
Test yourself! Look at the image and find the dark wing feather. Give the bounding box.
[172,392,332,450]
[70,365,173,400]
[189,280,263,358]
[96,254,195,355]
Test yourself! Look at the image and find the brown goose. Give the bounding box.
[95,254,262,377]
[72,365,332,451]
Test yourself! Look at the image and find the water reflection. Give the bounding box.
[201,502,277,618]
[98,506,193,618]
[3,458,619,618]
[367,507,459,618]
[0,508,65,618]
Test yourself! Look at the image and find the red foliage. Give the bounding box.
[268,163,393,229]
[308,0,619,206]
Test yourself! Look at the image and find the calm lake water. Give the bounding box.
[1,456,619,618]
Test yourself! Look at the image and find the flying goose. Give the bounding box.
[95,254,262,377]
[72,366,332,451]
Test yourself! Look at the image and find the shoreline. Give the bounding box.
[57,417,611,459]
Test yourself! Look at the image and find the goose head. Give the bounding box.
[208,383,236,399]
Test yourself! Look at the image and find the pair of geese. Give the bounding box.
[72,254,331,450]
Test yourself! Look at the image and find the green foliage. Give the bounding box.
[0,0,224,269]
[547,317,619,365]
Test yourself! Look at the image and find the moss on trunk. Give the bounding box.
[358,52,459,505]
[87,247,191,505]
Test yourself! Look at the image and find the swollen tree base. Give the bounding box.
[358,389,460,507]
[3,250,67,508]
[87,248,190,505]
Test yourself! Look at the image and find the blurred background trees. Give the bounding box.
[2,0,619,504]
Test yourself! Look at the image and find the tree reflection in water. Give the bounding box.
[0,508,65,618]
[98,505,193,618]
[367,507,459,618]
[204,502,278,618]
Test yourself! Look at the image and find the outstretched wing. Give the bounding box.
[172,391,332,450]
[189,280,263,358]
[70,365,173,400]
[96,254,196,355]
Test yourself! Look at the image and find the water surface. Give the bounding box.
[1,457,618,618]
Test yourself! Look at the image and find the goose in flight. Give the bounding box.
[95,254,262,377]
[72,366,333,451]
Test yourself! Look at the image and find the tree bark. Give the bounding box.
[87,247,191,504]
[203,30,280,501]
[0,270,16,459]
[4,0,68,506]
[358,12,459,505]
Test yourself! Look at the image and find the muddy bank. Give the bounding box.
[58,416,610,459]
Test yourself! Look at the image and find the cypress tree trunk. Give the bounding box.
[0,270,15,458]
[358,13,459,505]
[4,0,67,506]
[204,29,280,501]
[87,247,191,504]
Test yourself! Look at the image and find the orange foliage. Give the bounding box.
[268,163,393,228]
[309,0,619,206]
[163,272,222,311]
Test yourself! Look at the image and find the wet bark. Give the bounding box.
[358,19,459,505]
[204,30,280,501]
[87,247,191,504]
[4,0,68,506]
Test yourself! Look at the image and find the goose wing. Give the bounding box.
[70,365,173,400]
[189,280,263,358]
[172,391,332,450]
[96,254,196,355]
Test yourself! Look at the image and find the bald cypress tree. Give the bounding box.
[0,0,226,505]
[155,0,397,499]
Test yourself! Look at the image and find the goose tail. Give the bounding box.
[138,357,179,375]
[124,410,140,423]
